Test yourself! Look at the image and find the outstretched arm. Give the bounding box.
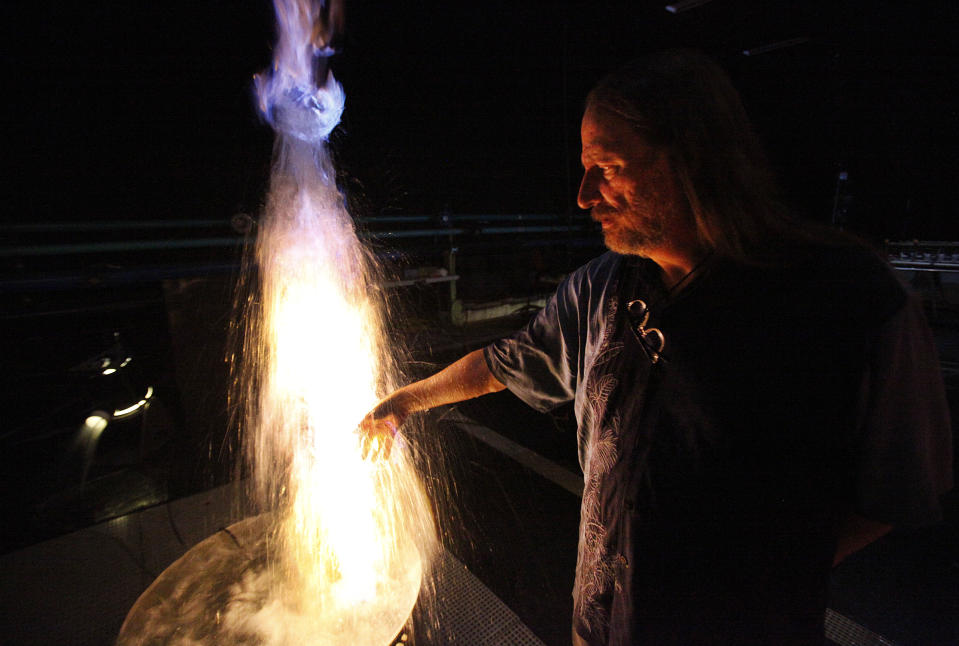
[360,349,506,457]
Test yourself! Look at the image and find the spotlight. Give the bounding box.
[112,386,154,419]
[83,414,109,436]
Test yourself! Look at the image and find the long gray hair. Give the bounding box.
[587,49,818,262]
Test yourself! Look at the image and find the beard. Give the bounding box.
[593,204,667,256]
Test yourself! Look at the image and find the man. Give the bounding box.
[361,50,952,645]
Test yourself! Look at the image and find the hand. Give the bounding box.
[358,395,409,460]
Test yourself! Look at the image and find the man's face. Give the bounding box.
[577,106,693,259]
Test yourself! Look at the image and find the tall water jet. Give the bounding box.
[117,1,436,643]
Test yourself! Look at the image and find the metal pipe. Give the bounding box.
[0,238,243,257]
[0,220,232,232]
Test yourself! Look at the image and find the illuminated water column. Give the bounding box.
[243,0,437,639]
[117,1,436,644]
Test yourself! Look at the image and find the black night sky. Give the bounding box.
[5,1,959,241]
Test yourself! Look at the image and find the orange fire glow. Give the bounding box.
[238,135,436,644]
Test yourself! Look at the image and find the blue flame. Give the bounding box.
[255,0,345,143]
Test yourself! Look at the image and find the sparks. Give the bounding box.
[239,1,436,643]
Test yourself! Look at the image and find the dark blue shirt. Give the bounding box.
[485,246,951,646]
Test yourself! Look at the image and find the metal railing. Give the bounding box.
[886,240,959,273]
[0,214,601,297]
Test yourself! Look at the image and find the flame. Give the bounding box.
[237,1,436,643]
[247,177,435,636]
[254,0,344,144]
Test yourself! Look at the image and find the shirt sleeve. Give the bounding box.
[853,292,954,526]
[483,267,588,413]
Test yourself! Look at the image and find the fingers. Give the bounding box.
[358,393,411,461]
[358,414,399,461]
[368,421,395,461]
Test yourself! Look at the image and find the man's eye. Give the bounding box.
[601,166,618,179]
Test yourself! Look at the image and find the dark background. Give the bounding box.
[3,0,957,240]
[0,5,956,644]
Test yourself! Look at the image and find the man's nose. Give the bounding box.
[577,170,601,210]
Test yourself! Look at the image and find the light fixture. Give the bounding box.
[83,414,109,436]
[113,386,155,418]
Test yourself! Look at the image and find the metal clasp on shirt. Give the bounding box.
[627,299,666,364]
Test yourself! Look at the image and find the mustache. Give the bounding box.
[591,206,616,220]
